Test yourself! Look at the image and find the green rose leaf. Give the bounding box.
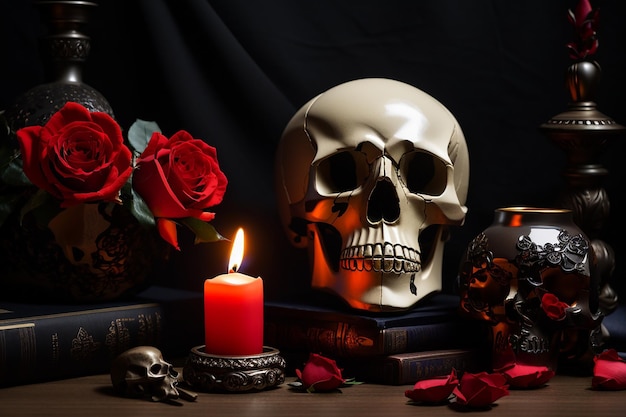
[1,157,31,187]
[129,188,156,228]
[180,217,227,244]
[342,378,364,386]
[0,143,31,187]
[128,119,161,154]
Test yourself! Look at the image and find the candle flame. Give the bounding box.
[228,228,244,273]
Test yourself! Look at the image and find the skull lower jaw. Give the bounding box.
[308,223,446,311]
[311,269,443,311]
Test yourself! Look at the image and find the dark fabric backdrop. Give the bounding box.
[2,0,625,302]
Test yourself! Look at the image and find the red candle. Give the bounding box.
[204,229,264,356]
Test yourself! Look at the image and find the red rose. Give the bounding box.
[497,363,555,389]
[541,293,569,321]
[16,102,132,207]
[592,349,626,390]
[405,369,459,403]
[132,130,227,249]
[452,371,509,408]
[295,353,345,392]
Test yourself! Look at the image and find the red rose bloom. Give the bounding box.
[16,102,132,207]
[541,293,569,321]
[295,353,345,392]
[497,363,555,389]
[405,369,459,403]
[133,130,227,249]
[592,349,626,390]
[452,371,509,408]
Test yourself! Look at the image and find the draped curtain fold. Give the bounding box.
[2,0,625,299]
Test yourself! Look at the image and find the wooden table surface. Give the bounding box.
[1,372,625,417]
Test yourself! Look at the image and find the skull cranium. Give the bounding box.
[275,78,469,311]
[110,346,180,402]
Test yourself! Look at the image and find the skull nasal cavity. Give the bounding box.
[367,178,400,224]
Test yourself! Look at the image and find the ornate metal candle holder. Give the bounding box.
[182,345,286,393]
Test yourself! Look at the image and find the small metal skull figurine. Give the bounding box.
[110,346,181,402]
[275,78,469,311]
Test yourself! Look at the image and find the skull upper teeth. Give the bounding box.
[340,243,421,273]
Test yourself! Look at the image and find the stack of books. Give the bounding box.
[264,292,489,385]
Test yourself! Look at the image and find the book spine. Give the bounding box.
[264,318,476,358]
[344,349,487,385]
[0,304,164,387]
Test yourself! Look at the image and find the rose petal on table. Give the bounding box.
[497,363,555,388]
[405,369,458,403]
[452,371,509,407]
[592,349,626,390]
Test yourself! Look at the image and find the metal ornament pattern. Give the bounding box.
[514,230,590,284]
[183,346,286,392]
[461,228,592,324]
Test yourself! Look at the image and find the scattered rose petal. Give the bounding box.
[452,371,509,407]
[592,349,626,390]
[295,353,345,392]
[497,364,555,388]
[405,369,459,403]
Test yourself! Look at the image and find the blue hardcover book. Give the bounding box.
[603,304,626,355]
[0,286,203,387]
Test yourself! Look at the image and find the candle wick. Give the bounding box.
[229,265,238,273]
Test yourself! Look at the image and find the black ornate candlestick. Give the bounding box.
[5,1,113,131]
[540,1,624,318]
[540,61,624,316]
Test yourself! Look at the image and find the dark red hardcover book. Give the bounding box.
[264,293,485,358]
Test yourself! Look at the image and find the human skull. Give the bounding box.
[110,346,180,402]
[275,78,469,311]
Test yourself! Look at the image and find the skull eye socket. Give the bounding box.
[150,363,164,375]
[400,150,447,195]
[316,150,369,194]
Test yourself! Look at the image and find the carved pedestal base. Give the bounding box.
[182,345,286,393]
